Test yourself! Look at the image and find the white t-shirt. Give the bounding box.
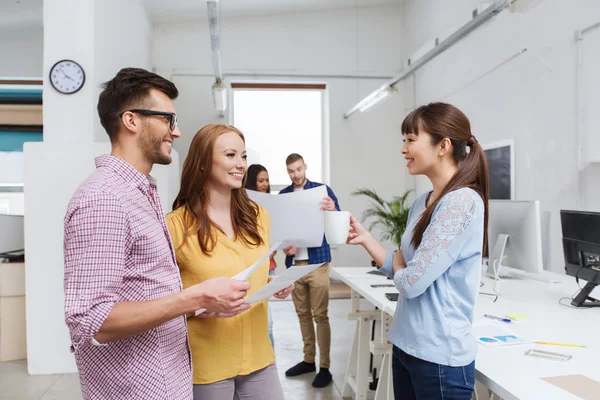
[293,185,309,261]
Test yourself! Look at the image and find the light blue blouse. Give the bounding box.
[379,188,484,366]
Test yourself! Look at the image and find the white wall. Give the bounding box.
[153,6,402,77]
[0,26,43,77]
[93,0,153,141]
[400,0,600,272]
[153,5,410,267]
[25,0,177,375]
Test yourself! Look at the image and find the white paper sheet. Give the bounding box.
[472,319,532,347]
[195,241,282,316]
[232,240,282,281]
[247,185,327,248]
[245,263,324,304]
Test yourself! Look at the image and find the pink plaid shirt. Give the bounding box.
[64,155,192,400]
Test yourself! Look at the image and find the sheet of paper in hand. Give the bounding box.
[194,240,282,316]
[245,263,324,304]
[247,185,327,248]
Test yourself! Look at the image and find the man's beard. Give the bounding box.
[139,128,172,166]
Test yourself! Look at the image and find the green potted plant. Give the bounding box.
[352,188,413,249]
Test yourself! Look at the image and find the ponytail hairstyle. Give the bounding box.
[403,102,489,253]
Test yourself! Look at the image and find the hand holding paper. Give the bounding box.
[283,245,296,256]
[320,196,336,211]
[187,277,251,318]
[246,263,324,304]
[194,241,282,316]
[273,284,294,299]
[267,275,294,299]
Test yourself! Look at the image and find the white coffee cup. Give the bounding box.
[324,211,350,245]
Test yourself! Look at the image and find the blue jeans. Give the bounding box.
[392,346,475,400]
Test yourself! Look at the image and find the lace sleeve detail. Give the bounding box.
[394,189,479,299]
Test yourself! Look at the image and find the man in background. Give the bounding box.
[279,153,340,388]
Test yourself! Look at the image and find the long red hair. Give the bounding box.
[172,124,263,255]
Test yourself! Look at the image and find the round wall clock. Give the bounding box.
[49,60,85,94]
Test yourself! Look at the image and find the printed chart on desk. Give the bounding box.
[473,320,532,347]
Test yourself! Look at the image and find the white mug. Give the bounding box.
[324,211,350,245]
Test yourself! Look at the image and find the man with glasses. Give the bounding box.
[63,68,251,400]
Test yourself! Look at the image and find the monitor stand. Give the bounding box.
[571,282,600,308]
[488,234,560,283]
[489,234,509,275]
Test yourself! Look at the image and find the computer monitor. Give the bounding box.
[487,200,544,276]
[560,210,600,308]
[0,214,24,256]
[483,139,515,200]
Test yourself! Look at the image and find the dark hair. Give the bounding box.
[286,153,304,165]
[245,164,270,193]
[97,68,179,142]
[172,124,264,255]
[402,102,489,252]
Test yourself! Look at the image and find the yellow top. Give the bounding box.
[166,205,274,384]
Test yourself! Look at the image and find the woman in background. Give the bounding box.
[245,163,277,347]
[167,125,292,400]
[348,102,489,400]
[245,164,271,195]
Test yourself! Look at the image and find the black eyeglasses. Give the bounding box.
[119,109,178,131]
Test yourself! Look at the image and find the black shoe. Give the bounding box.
[312,368,332,388]
[285,361,316,377]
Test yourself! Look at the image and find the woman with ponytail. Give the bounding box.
[348,103,489,399]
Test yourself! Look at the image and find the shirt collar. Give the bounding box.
[95,155,156,190]
[286,178,312,192]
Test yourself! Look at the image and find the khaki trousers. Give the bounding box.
[291,261,331,368]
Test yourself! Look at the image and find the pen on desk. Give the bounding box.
[536,341,587,348]
[483,314,512,323]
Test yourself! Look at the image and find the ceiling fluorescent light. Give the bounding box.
[357,87,393,112]
[212,82,227,116]
[344,0,509,118]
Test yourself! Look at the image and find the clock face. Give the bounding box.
[49,60,85,94]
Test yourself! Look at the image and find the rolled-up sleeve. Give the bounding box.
[63,191,130,351]
[378,250,395,278]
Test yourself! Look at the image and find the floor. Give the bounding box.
[0,297,493,400]
[0,298,360,400]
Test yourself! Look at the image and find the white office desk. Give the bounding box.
[333,267,600,400]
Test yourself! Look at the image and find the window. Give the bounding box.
[232,83,326,192]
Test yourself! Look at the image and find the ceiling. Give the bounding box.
[0,0,400,30]
[142,0,401,24]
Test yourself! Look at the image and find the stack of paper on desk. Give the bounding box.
[247,185,327,248]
